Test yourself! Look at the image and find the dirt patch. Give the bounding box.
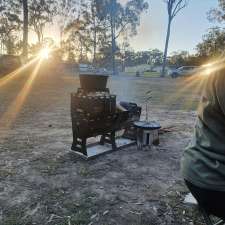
[0,69,204,225]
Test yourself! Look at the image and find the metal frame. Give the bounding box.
[71,131,117,156]
[70,137,136,159]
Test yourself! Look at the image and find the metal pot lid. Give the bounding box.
[134,121,161,130]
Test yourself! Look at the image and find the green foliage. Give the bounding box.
[168,51,189,67]
[122,49,163,68]
[62,0,149,67]
[0,0,148,67]
[208,0,225,22]
[29,0,57,43]
[0,0,22,54]
[196,27,225,58]
[148,49,164,67]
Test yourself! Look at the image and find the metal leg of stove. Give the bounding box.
[81,138,87,156]
[110,131,117,150]
[71,135,88,156]
[100,135,106,145]
[102,134,112,144]
[71,131,77,151]
[100,132,117,150]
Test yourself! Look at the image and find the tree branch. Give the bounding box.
[115,21,130,40]
[171,0,188,19]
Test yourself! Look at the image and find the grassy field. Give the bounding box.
[0,65,205,225]
[123,71,160,77]
[143,71,160,77]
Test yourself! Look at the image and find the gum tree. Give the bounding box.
[29,0,57,44]
[208,0,225,22]
[0,0,21,54]
[22,0,28,60]
[97,0,149,75]
[161,0,188,77]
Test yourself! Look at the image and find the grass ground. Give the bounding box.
[125,71,160,77]
[0,64,206,225]
[143,71,160,77]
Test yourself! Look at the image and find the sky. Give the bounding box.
[128,0,219,54]
[42,0,220,55]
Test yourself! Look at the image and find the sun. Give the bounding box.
[39,48,50,59]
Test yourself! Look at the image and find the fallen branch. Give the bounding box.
[159,126,178,134]
[128,210,143,215]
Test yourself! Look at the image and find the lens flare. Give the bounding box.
[0,58,43,140]
[39,48,50,59]
[0,56,39,88]
[201,63,214,76]
[163,57,225,110]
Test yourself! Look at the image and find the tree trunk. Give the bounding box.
[161,19,172,77]
[37,30,44,45]
[37,32,41,45]
[79,36,83,63]
[111,26,116,75]
[111,0,116,76]
[0,39,3,54]
[22,0,28,61]
[59,26,63,48]
[93,17,97,66]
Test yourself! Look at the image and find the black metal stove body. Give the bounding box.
[71,74,141,156]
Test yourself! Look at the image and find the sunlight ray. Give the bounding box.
[0,56,39,88]
[163,58,225,108]
[163,75,201,108]
[0,59,43,138]
[182,76,206,110]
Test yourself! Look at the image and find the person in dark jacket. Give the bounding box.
[181,65,225,219]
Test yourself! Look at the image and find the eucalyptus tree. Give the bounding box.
[196,27,225,58]
[161,0,188,77]
[56,0,79,46]
[63,0,93,63]
[203,0,225,57]
[90,0,107,64]
[62,0,148,67]
[168,50,189,67]
[148,49,164,68]
[208,0,225,23]
[96,0,149,75]
[63,0,107,64]
[22,0,28,59]
[29,0,57,44]
[0,0,22,54]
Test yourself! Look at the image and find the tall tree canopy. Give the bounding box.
[196,27,225,58]
[208,0,225,22]
[96,0,149,74]
[29,0,57,44]
[0,0,22,54]
[0,0,149,68]
[63,0,148,68]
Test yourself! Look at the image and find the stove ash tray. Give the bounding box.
[70,137,136,159]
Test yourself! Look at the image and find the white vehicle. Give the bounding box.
[170,66,199,78]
